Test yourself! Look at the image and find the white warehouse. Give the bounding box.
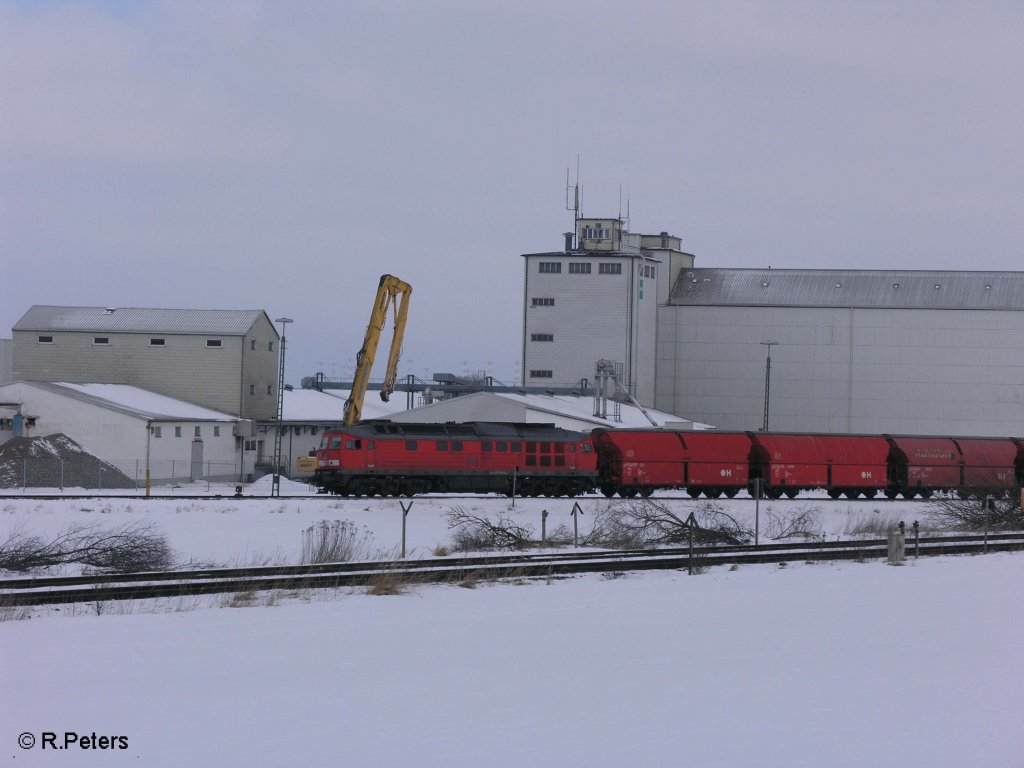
[0,381,255,485]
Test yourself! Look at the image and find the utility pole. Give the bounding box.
[760,340,779,431]
[271,317,293,497]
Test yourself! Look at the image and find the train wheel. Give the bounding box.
[884,489,899,500]
[765,488,783,500]
[919,489,933,499]
[706,489,723,499]
[724,488,739,499]
[621,487,639,498]
[600,486,616,498]
[639,487,653,498]
[784,489,799,499]
[687,488,703,498]
[828,489,842,499]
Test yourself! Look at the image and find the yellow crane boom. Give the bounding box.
[343,274,412,426]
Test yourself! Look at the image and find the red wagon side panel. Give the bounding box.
[953,438,1018,490]
[749,434,889,491]
[592,430,687,487]
[591,429,751,491]
[885,437,961,489]
[677,432,752,487]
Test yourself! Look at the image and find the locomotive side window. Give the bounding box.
[567,443,576,452]
[540,442,551,452]
[496,442,507,452]
[554,442,565,454]
[406,441,418,451]
[510,442,521,451]
[582,443,593,453]
[436,441,448,451]
[540,456,551,467]
[452,441,463,451]
[481,442,493,452]
[345,439,361,450]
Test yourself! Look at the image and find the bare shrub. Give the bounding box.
[926,494,1024,531]
[301,520,375,564]
[446,507,540,551]
[844,513,905,538]
[0,522,173,573]
[582,499,751,548]
[762,504,825,541]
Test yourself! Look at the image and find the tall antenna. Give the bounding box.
[565,156,580,249]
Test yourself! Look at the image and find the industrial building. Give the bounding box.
[12,306,280,420]
[0,381,253,484]
[522,221,1024,437]
[521,218,694,406]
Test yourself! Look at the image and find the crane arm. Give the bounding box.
[343,274,412,426]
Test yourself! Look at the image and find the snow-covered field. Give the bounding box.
[2,483,1023,766]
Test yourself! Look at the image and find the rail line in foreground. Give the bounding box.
[3,532,1023,607]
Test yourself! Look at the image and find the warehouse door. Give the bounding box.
[191,439,204,481]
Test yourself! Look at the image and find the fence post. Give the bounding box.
[23,458,27,491]
[887,525,906,565]
[686,511,698,575]
[400,501,413,559]
[571,502,583,548]
[60,460,64,492]
[541,509,548,542]
[913,520,919,559]
[984,496,992,553]
[754,477,762,545]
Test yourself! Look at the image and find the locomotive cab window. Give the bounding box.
[345,439,361,450]
[582,443,593,453]
[481,442,493,452]
[329,437,341,449]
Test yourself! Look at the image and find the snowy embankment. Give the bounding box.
[2,486,1022,766]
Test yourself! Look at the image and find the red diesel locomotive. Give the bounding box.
[313,421,597,496]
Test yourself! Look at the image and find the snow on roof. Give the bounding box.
[14,306,269,336]
[281,388,409,423]
[31,382,239,422]
[489,391,705,429]
[389,390,708,430]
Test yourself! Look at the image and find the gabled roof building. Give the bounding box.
[13,306,280,420]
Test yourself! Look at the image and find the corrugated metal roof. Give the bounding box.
[670,269,1024,310]
[17,381,239,422]
[13,306,269,335]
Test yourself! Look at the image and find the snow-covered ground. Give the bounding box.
[2,485,1022,766]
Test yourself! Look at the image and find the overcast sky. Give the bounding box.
[3,1,1022,386]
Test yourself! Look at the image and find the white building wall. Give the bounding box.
[0,382,252,484]
[522,253,660,402]
[655,305,1024,436]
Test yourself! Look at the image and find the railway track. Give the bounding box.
[3,532,1023,607]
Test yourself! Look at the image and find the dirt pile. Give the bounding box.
[0,434,135,489]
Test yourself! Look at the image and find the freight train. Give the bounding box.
[312,422,1024,500]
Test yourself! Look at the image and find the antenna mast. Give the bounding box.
[565,157,580,250]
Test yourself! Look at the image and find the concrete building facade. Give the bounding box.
[657,268,1024,436]
[12,306,280,420]
[523,220,1024,437]
[521,218,694,405]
